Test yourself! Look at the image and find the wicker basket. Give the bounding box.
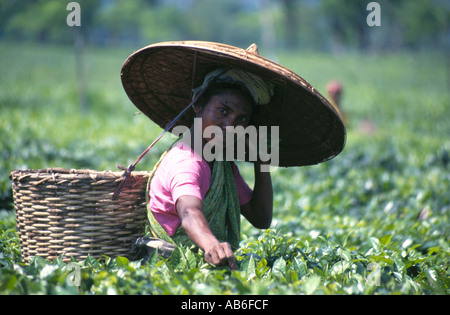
[10,168,150,263]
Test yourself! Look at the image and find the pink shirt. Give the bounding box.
[149,142,253,236]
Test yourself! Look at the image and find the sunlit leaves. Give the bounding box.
[1,206,448,294]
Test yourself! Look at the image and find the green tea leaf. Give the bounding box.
[272,257,286,279]
[380,234,392,246]
[339,248,352,262]
[245,256,256,281]
[370,237,381,253]
[303,275,321,295]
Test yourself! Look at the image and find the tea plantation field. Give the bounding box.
[0,42,448,295]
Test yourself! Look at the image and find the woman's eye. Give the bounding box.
[219,108,228,115]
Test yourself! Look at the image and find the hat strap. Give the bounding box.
[112,68,228,200]
[112,89,205,200]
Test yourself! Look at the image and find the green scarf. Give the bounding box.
[146,153,241,250]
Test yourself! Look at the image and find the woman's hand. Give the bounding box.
[176,195,237,270]
[204,242,237,270]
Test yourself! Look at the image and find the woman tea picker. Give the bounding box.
[118,42,346,270]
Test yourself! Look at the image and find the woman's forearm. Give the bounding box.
[181,206,221,250]
[176,195,237,269]
[241,162,273,229]
[176,196,220,250]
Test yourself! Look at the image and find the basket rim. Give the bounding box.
[9,168,151,181]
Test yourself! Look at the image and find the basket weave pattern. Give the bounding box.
[10,168,149,263]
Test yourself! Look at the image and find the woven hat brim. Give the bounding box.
[121,41,346,167]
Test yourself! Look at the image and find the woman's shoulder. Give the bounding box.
[155,141,211,195]
[167,141,204,162]
[161,141,210,176]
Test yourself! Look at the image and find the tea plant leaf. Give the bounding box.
[303,275,321,295]
[338,248,352,262]
[272,257,286,279]
[186,248,197,269]
[286,270,298,284]
[369,237,382,253]
[291,256,308,278]
[256,258,270,279]
[424,269,447,295]
[245,255,256,281]
[39,264,59,280]
[380,234,393,247]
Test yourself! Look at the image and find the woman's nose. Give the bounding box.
[222,116,237,129]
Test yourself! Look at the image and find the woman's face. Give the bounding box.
[193,89,253,145]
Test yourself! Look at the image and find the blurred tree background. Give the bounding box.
[1,0,448,53]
